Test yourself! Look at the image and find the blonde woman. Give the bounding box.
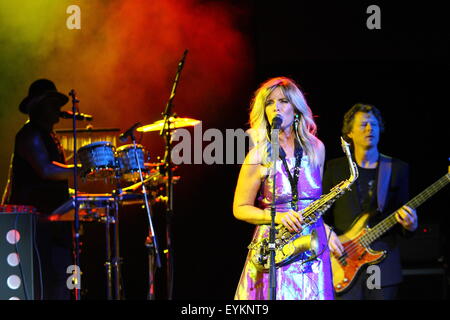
[233,77,334,300]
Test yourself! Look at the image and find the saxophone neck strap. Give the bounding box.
[279,139,303,211]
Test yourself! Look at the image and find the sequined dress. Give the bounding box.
[234,156,334,300]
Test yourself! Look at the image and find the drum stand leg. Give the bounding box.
[145,234,156,300]
[105,205,113,300]
[112,199,122,300]
[119,132,161,299]
[104,201,122,300]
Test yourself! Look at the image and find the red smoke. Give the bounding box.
[53,0,253,155]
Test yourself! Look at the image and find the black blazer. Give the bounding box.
[323,154,412,286]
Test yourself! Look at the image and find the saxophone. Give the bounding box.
[249,137,358,271]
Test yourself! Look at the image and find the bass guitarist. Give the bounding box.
[322,103,418,300]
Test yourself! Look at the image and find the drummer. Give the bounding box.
[4,79,74,300]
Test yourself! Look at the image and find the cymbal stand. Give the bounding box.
[128,130,161,300]
[159,49,188,300]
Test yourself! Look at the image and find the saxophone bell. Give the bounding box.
[280,230,319,261]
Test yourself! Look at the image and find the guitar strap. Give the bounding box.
[279,139,303,211]
[377,154,392,213]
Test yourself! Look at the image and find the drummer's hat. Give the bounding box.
[19,79,69,114]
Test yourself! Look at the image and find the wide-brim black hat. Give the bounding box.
[19,79,69,114]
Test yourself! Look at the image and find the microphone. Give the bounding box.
[119,122,141,142]
[59,111,93,121]
[271,115,283,130]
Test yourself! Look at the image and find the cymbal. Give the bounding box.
[137,117,200,132]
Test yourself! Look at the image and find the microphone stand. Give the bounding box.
[269,125,280,300]
[159,49,188,300]
[68,90,81,300]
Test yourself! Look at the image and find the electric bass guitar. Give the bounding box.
[331,172,450,294]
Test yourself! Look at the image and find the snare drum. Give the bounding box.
[77,141,117,181]
[116,144,148,181]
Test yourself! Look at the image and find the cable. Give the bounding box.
[13,213,29,300]
[32,216,44,300]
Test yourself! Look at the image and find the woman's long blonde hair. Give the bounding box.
[249,77,321,167]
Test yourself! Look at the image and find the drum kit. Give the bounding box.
[76,141,151,183]
[52,116,199,300]
[51,49,191,300]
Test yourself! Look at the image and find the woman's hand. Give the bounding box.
[275,209,303,233]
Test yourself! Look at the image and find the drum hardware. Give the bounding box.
[55,121,183,300]
[57,51,191,300]
[145,235,156,300]
[102,197,115,300]
[130,51,194,299]
[51,192,136,300]
[109,189,122,300]
[156,49,188,300]
[52,131,182,300]
[56,115,149,300]
[118,122,162,300]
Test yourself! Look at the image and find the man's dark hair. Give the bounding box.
[342,103,385,143]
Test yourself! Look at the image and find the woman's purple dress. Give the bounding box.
[235,156,334,300]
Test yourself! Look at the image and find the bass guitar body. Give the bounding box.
[331,213,386,294]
